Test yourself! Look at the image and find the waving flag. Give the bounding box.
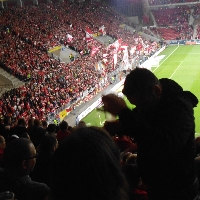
[120,43,129,51]
[113,53,118,70]
[85,27,93,42]
[67,34,73,43]
[91,46,100,57]
[102,53,109,65]
[99,25,106,35]
[123,46,129,65]
[112,38,122,53]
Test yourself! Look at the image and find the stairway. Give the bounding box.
[0,68,25,96]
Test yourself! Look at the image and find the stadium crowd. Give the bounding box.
[150,6,194,40]
[0,1,200,200]
[0,67,200,200]
[0,1,159,123]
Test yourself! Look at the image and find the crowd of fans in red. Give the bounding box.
[0,1,159,123]
[149,4,200,40]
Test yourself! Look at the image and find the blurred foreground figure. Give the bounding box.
[102,68,199,200]
[50,127,129,200]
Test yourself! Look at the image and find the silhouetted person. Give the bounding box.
[50,127,129,200]
[29,119,46,149]
[30,135,58,186]
[0,138,50,200]
[102,68,199,200]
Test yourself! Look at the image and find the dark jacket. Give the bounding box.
[28,126,46,148]
[10,125,27,137]
[119,78,199,200]
[0,168,50,200]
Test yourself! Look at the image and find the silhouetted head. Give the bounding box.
[38,135,58,155]
[17,118,26,126]
[51,127,129,200]
[59,121,68,131]
[3,138,37,176]
[28,118,34,128]
[47,124,56,134]
[34,119,41,127]
[122,68,161,111]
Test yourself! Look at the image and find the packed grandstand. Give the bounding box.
[0,0,200,126]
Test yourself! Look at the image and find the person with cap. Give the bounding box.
[102,68,199,200]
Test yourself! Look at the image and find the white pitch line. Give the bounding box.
[169,61,183,79]
[153,45,179,73]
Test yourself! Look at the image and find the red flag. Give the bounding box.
[67,34,73,43]
[85,27,93,42]
[99,25,106,35]
[91,46,100,57]
[112,38,122,53]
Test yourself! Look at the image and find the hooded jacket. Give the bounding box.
[119,78,199,200]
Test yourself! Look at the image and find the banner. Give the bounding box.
[169,40,185,45]
[48,45,62,53]
[113,54,117,69]
[185,40,197,45]
[169,40,200,45]
[59,109,67,121]
[123,46,129,65]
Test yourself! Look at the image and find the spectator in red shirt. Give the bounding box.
[57,121,71,144]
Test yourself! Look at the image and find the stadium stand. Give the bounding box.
[150,6,193,40]
[0,1,200,200]
[0,1,159,123]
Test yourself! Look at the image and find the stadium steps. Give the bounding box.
[0,68,25,95]
[150,11,157,27]
[0,88,9,97]
[158,28,180,40]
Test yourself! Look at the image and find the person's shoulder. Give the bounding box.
[34,126,46,134]
[18,176,50,199]
[182,91,198,108]
[27,178,49,191]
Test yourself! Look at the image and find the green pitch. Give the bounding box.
[82,45,200,137]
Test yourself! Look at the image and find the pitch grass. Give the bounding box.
[82,45,200,137]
